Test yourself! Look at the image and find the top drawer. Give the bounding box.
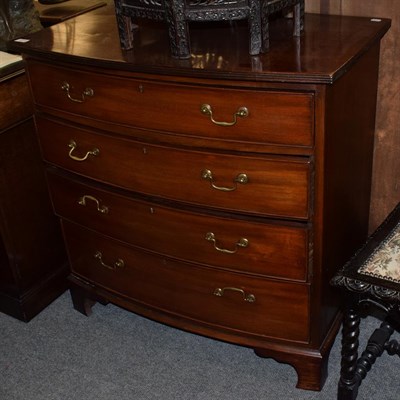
[26,61,314,148]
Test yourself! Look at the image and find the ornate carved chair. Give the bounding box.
[332,202,400,400]
[113,0,304,58]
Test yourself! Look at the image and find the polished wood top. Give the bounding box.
[34,0,107,26]
[9,5,390,83]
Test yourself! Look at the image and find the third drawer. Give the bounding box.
[48,171,310,281]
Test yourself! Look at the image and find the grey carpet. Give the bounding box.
[1,292,399,400]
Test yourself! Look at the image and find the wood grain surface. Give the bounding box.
[306,0,400,231]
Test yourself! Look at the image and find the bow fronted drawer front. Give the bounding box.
[36,117,312,219]
[63,220,310,343]
[47,171,310,282]
[27,61,314,149]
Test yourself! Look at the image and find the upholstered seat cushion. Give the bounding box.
[359,221,400,283]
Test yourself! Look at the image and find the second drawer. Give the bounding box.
[37,116,312,219]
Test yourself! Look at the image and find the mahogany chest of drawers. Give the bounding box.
[10,8,390,391]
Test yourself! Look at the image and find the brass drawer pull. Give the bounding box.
[205,232,249,254]
[61,81,94,103]
[68,140,99,161]
[94,251,124,270]
[78,195,109,214]
[200,104,249,127]
[213,287,256,303]
[201,169,248,192]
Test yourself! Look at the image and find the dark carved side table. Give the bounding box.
[332,203,400,400]
[113,0,304,58]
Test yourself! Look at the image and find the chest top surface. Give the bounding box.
[9,5,390,84]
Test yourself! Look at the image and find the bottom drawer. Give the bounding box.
[62,220,310,343]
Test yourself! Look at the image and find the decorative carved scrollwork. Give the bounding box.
[332,272,400,301]
[114,0,305,57]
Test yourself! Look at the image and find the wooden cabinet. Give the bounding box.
[11,8,390,391]
[0,67,68,321]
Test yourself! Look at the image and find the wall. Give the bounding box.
[305,0,400,231]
